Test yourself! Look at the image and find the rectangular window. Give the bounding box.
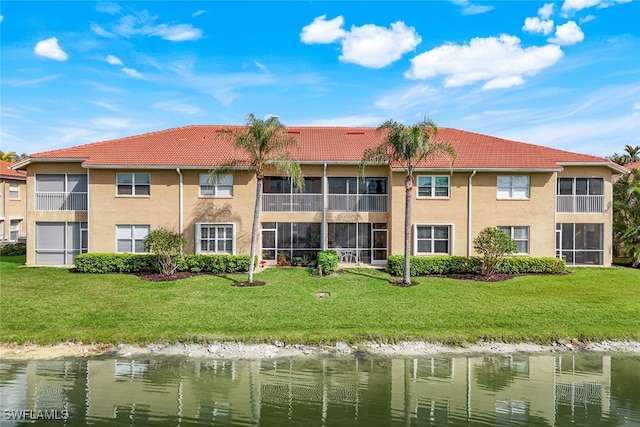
[199,173,233,197]
[497,176,530,199]
[35,174,88,211]
[117,225,150,253]
[556,177,604,213]
[498,226,530,254]
[556,223,603,265]
[9,219,21,241]
[417,176,450,198]
[197,223,235,254]
[414,225,451,254]
[116,173,150,196]
[9,183,20,200]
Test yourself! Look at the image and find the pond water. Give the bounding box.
[1,353,639,426]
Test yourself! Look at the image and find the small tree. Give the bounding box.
[143,229,186,276]
[473,227,517,276]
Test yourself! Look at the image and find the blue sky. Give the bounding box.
[1,0,638,157]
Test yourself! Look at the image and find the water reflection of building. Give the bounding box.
[1,354,616,425]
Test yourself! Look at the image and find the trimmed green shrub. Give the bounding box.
[74,253,158,273]
[473,227,517,276]
[388,255,565,277]
[317,250,338,276]
[0,243,26,256]
[180,254,253,274]
[388,255,481,276]
[74,253,253,274]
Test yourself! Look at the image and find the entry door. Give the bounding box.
[261,228,276,261]
[372,229,388,264]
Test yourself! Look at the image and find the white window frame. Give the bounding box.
[413,224,453,255]
[199,173,233,197]
[497,175,530,199]
[416,175,450,199]
[196,223,236,255]
[497,226,530,254]
[116,225,150,253]
[9,218,22,241]
[9,183,20,200]
[116,173,150,197]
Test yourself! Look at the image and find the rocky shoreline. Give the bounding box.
[2,340,640,360]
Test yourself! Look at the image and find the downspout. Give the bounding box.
[322,163,328,250]
[176,168,184,255]
[1,179,5,242]
[467,170,477,258]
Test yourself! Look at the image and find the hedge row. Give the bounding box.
[74,253,253,274]
[387,255,566,276]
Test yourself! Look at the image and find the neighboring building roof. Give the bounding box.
[625,160,640,170]
[13,125,625,172]
[1,160,26,180]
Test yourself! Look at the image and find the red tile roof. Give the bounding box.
[625,161,640,170]
[1,160,26,180]
[18,125,620,171]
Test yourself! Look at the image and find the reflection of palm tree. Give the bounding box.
[359,119,455,285]
[219,114,302,284]
[474,356,515,392]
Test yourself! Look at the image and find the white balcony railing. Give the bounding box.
[556,195,604,213]
[36,192,88,211]
[328,194,388,213]
[262,194,323,212]
[262,193,388,213]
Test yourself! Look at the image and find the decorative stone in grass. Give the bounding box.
[314,291,331,298]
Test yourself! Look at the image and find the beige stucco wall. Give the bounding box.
[1,177,27,243]
[22,161,616,266]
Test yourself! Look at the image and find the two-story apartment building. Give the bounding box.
[1,160,27,245]
[12,125,626,267]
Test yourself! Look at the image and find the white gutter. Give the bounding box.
[1,179,5,242]
[176,168,184,245]
[467,170,477,258]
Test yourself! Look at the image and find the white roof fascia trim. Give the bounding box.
[83,164,255,170]
[557,161,628,174]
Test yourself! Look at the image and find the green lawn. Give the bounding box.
[1,255,639,345]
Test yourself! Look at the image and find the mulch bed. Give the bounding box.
[135,272,202,282]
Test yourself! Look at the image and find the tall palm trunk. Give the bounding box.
[248,174,263,283]
[404,174,413,285]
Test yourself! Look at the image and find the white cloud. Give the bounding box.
[450,0,495,15]
[106,54,123,66]
[150,24,202,41]
[96,2,122,15]
[34,37,68,61]
[94,9,203,42]
[90,22,115,38]
[375,84,440,110]
[405,34,564,90]
[192,10,206,17]
[4,74,62,87]
[91,117,130,130]
[580,14,597,23]
[340,22,422,68]
[548,21,584,45]
[0,15,4,23]
[153,100,202,115]
[300,15,346,44]
[91,101,120,112]
[539,3,555,19]
[523,17,555,35]
[122,67,143,78]
[301,16,421,69]
[254,60,267,72]
[561,0,630,13]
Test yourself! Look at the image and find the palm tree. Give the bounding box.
[613,168,640,267]
[624,144,640,164]
[1,151,17,163]
[221,114,302,284]
[359,119,456,285]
